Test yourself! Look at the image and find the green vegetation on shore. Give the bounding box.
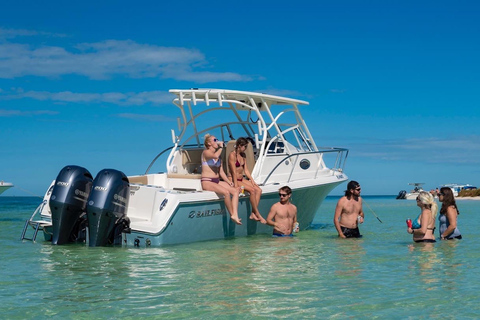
[458,189,480,197]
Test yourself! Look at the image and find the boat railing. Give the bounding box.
[261,147,349,185]
[145,146,175,175]
[144,119,342,176]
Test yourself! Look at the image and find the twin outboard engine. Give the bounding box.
[49,165,93,245]
[396,190,407,200]
[86,169,131,247]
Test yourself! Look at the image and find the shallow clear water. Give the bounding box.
[1,196,479,319]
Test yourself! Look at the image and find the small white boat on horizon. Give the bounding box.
[0,181,14,195]
[22,88,349,247]
[396,183,425,200]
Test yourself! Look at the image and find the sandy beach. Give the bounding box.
[456,196,480,201]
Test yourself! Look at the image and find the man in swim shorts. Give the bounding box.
[266,186,298,237]
[333,180,364,238]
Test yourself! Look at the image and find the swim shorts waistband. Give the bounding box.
[272,232,293,237]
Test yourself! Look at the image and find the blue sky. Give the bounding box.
[1,0,479,196]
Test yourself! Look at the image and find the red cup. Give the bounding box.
[406,219,412,228]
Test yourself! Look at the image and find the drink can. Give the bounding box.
[240,186,245,195]
[293,222,299,233]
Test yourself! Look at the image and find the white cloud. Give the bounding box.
[0,27,67,39]
[117,113,173,122]
[0,36,252,82]
[351,136,480,164]
[0,109,58,117]
[0,89,173,106]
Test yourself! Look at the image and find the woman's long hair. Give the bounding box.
[234,137,248,158]
[439,187,459,215]
[418,191,438,221]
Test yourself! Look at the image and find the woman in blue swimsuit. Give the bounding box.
[407,191,437,243]
[438,187,462,240]
[201,134,242,225]
[228,137,266,224]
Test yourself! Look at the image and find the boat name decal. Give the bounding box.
[336,174,345,179]
[188,208,225,219]
[114,194,127,204]
[57,181,69,187]
[94,186,108,191]
[74,189,89,198]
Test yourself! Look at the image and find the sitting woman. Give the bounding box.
[201,134,242,225]
[228,137,266,224]
[407,191,437,242]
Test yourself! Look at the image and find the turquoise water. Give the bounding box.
[1,196,479,319]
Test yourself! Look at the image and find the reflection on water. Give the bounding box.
[2,197,480,318]
[333,238,366,279]
[408,242,440,286]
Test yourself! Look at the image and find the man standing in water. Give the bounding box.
[334,180,364,238]
[266,186,298,237]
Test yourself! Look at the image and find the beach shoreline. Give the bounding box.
[456,196,480,201]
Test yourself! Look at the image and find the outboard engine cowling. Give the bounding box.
[49,165,93,245]
[396,190,407,200]
[86,169,130,247]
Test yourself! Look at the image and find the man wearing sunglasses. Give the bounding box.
[333,180,364,238]
[266,186,298,237]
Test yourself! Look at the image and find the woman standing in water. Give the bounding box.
[201,134,242,225]
[228,137,266,224]
[407,191,437,242]
[438,187,462,240]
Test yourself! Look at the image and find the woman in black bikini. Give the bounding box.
[201,134,242,225]
[228,137,266,224]
[407,191,437,242]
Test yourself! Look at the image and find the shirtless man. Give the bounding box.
[334,180,364,238]
[266,186,298,236]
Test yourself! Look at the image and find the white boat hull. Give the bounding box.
[123,177,344,246]
[0,182,13,195]
[405,192,420,200]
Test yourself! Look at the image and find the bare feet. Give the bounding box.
[250,212,267,224]
[249,213,261,221]
[231,216,242,225]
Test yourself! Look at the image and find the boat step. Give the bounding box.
[20,220,52,242]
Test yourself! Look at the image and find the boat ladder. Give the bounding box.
[20,220,52,242]
[20,200,52,242]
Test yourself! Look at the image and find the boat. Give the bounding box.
[396,183,425,200]
[0,181,14,195]
[441,184,477,197]
[21,88,349,247]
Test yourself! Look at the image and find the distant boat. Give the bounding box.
[0,181,14,195]
[441,184,477,197]
[396,183,425,200]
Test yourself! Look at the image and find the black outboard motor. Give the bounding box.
[49,165,93,245]
[396,190,407,200]
[86,169,131,247]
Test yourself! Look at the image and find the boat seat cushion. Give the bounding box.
[128,175,149,185]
